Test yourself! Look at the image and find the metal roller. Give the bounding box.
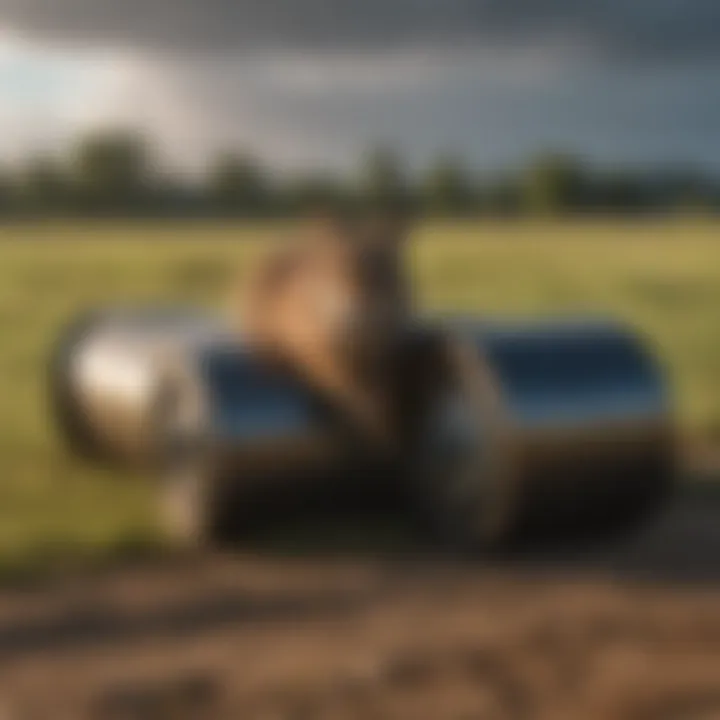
[49,306,232,464]
[48,306,361,543]
[49,307,677,549]
[411,316,677,550]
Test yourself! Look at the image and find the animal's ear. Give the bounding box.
[361,210,413,251]
[299,205,354,245]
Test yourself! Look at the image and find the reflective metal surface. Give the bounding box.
[159,344,347,487]
[49,307,340,475]
[50,307,677,548]
[416,316,677,546]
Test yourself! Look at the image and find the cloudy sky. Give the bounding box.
[0,0,718,174]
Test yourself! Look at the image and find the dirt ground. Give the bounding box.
[1,486,720,720]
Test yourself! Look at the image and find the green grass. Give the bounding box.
[0,218,718,574]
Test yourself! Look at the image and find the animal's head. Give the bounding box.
[293,210,413,366]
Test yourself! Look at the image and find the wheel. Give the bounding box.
[48,308,106,460]
[152,374,239,549]
[408,336,523,556]
[587,460,677,546]
[412,391,519,555]
[159,458,239,549]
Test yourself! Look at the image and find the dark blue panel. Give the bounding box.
[468,319,670,427]
[197,347,315,440]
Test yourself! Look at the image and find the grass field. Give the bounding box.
[0,219,718,574]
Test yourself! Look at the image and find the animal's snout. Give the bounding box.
[314,283,355,331]
[310,279,406,362]
[339,306,406,363]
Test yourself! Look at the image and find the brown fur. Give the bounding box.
[229,213,415,448]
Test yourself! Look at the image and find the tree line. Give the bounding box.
[0,130,718,219]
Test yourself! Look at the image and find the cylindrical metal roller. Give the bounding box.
[49,306,235,464]
[412,316,677,550]
[50,306,677,550]
[48,306,360,543]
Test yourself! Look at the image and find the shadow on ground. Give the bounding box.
[237,479,720,586]
[0,480,719,660]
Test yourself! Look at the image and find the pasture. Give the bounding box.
[0,219,718,574]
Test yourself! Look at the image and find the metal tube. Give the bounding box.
[413,316,677,549]
[49,306,234,464]
[49,307,677,548]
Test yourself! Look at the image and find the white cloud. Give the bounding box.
[0,32,128,162]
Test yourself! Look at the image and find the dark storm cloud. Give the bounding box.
[2,0,719,172]
[1,0,720,65]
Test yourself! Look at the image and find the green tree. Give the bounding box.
[206,152,269,216]
[18,155,70,214]
[482,176,522,217]
[663,167,713,215]
[280,173,350,216]
[71,130,153,214]
[0,168,11,215]
[422,155,477,216]
[357,146,411,211]
[598,171,646,212]
[522,152,586,216]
